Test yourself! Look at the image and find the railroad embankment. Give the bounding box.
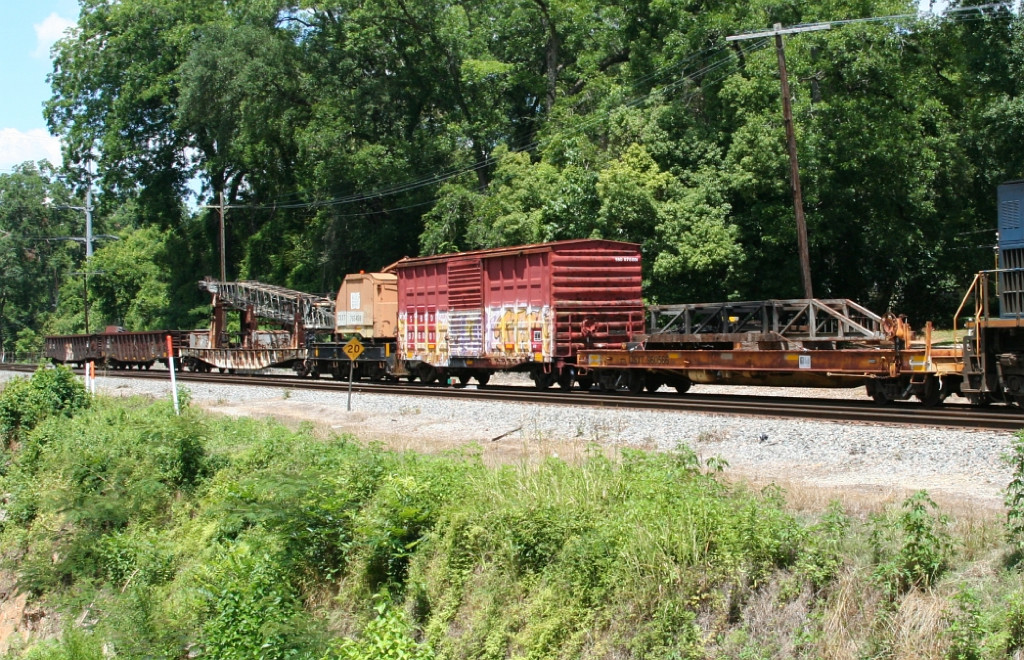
[2,366,1024,658]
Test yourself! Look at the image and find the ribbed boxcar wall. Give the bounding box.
[481,250,553,362]
[448,259,485,357]
[550,241,644,357]
[397,262,450,365]
[1000,180,1024,318]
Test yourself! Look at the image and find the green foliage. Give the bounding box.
[196,530,311,660]
[9,396,1024,658]
[1003,431,1024,557]
[0,366,89,447]
[84,225,173,329]
[795,499,851,592]
[1,397,209,594]
[943,587,986,660]
[16,627,104,660]
[324,598,434,660]
[870,490,954,597]
[1004,589,1024,653]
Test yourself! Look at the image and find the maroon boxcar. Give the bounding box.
[392,239,644,387]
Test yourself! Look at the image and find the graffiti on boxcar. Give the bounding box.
[486,305,552,359]
[398,308,451,365]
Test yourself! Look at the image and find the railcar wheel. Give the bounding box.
[576,376,594,391]
[866,380,893,405]
[533,371,556,390]
[646,376,664,393]
[476,373,491,387]
[557,369,574,390]
[915,376,941,407]
[672,377,692,394]
[967,393,992,407]
[417,364,439,384]
[457,374,471,386]
[627,372,645,395]
[597,372,620,392]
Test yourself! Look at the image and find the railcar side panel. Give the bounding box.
[394,240,644,371]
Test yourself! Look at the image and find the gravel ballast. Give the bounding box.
[2,370,1018,510]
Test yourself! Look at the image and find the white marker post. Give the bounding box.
[166,334,180,415]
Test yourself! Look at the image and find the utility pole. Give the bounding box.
[202,191,228,282]
[45,174,115,334]
[218,190,226,282]
[84,184,93,259]
[727,22,830,300]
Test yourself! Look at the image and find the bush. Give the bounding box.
[325,597,434,660]
[1004,431,1024,558]
[0,366,89,446]
[196,530,313,659]
[870,490,953,597]
[943,587,985,660]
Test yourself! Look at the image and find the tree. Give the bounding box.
[0,164,77,353]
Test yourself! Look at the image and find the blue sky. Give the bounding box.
[0,0,78,172]
[0,0,948,174]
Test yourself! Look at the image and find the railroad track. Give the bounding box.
[3,363,1022,432]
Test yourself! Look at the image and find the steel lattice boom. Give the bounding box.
[645,299,892,344]
[199,278,335,330]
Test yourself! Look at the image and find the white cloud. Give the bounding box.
[33,13,76,59]
[0,128,62,171]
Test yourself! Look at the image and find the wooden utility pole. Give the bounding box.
[218,190,226,282]
[727,22,830,300]
[202,191,228,281]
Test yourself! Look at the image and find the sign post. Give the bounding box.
[342,337,365,411]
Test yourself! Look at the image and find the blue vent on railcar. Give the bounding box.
[999,180,1024,317]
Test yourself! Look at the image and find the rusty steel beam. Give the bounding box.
[580,346,963,377]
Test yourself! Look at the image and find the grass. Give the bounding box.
[2,367,1024,658]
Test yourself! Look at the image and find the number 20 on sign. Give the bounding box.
[343,337,365,360]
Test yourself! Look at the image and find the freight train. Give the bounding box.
[42,181,1024,407]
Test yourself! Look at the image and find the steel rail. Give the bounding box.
[3,364,1022,432]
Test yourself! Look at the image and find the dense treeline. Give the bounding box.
[2,0,1023,351]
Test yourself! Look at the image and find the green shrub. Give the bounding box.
[17,626,104,660]
[324,598,434,660]
[796,500,851,592]
[1004,431,1024,558]
[196,530,313,659]
[1004,589,1024,653]
[943,587,985,660]
[0,366,88,446]
[870,490,953,597]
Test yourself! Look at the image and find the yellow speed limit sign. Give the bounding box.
[342,337,365,361]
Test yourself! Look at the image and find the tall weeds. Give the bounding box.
[2,375,1024,659]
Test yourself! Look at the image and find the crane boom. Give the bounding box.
[199,278,335,331]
